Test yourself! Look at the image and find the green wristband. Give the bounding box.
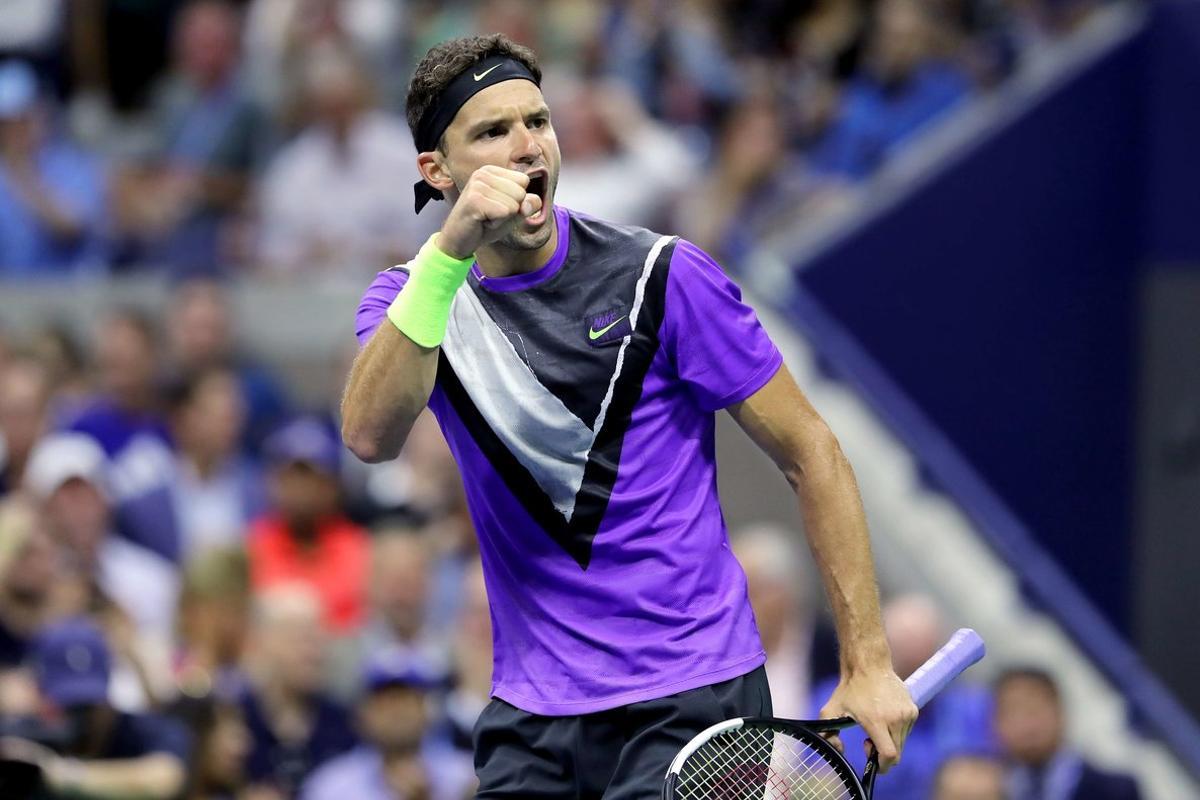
[386,234,475,348]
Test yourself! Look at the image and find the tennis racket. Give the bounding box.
[662,627,986,800]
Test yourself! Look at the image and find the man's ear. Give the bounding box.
[416,151,455,193]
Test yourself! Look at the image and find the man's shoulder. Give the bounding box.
[565,206,672,251]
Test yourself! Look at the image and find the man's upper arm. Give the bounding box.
[661,239,782,411]
[355,267,411,347]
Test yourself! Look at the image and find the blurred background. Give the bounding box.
[0,0,1197,798]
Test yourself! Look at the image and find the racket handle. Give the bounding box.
[904,628,986,709]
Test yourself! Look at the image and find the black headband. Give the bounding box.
[413,55,540,213]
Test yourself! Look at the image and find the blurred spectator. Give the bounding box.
[241,584,357,795]
[598,0,741,127]
[732,523,838,719]
[0,355,52,494]
[24,432,177,710]
[0,496,56,667]
[994,667,1142,800]
[440,559,491,758]
[811,594,995,800]
[255,45,436,278]
[672,95,809,266]
[809,0,972,181]
[113,0,266,275]
[331,527,447,697]
[166,366,265,561]
[166,277,290,453]
[174,547,252,701]
[0,1,66,80]
[243,0,408,124]
[25,322,92,419]
[552,79,698,227]
[301,647,474,800]
[66,309,180,562]
[0,60,108,276]
[934,753,1007,800]
[25,432,179,647]
[66,0,185,118]
[248,416,368,634]
[780,0,868,146]
[171,693,264,800]
[0,617,189,799]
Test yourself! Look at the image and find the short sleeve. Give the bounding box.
[355,267,410,347]
[660,239,783,411]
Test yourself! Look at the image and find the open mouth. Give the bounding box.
[524,171,549,224]
[527,172,548,205]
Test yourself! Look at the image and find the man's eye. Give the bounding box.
[530,117,547,129]
[484,127,504,139]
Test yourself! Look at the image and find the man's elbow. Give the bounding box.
[782,419,846,489]
[341,420,400,464]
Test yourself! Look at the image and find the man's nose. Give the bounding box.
[511,123,541,166]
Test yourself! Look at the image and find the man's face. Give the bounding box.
[432,79,560,252]
[360,686,428,753]
[0,362,50,463]
[96,319,157,406]
[369,536,429,640]
[258,601,326,693]
[175,371,245,462]
[994,677,1064,767]
[46,478,110,554]
[170,281,231,369]
[269,462,340,524]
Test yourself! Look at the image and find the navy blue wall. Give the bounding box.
[1142,1,1200,264]
[792,30,1148,630]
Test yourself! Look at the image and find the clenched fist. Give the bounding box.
[438,165,542,258]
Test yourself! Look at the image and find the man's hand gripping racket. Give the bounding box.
[662,628,986,800]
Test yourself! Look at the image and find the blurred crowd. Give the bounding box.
[0,282,1143,798]
[0,0,1117,280]
[0,277,488,798]
[0,0,1143,798]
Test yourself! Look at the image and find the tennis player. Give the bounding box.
[342,33,917,799]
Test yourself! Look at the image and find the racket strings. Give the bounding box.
[675,727,858,800]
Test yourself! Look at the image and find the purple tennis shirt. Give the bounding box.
[355,205,782,715]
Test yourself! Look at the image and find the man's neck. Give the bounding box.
[473,211,558,279]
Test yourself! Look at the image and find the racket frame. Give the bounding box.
[662,714,875,800]
[662,628,986,800]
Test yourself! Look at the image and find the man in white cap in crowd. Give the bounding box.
[24,432,178,705]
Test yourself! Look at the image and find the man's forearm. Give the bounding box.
[47,754,185,800]
[731,365,915,762]
[788,433,892,674]
[341,322,438,463]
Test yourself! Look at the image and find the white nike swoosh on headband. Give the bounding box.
[473,64,501,81]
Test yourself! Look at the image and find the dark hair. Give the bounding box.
[994,666,1060,700]
[405,33,542,151]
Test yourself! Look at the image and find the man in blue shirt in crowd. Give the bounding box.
[0,618,190,798]
[0,61,107,276]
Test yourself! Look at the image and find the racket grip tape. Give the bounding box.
[904,628,986,709]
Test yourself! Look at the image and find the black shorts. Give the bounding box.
[473,665,772,799]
